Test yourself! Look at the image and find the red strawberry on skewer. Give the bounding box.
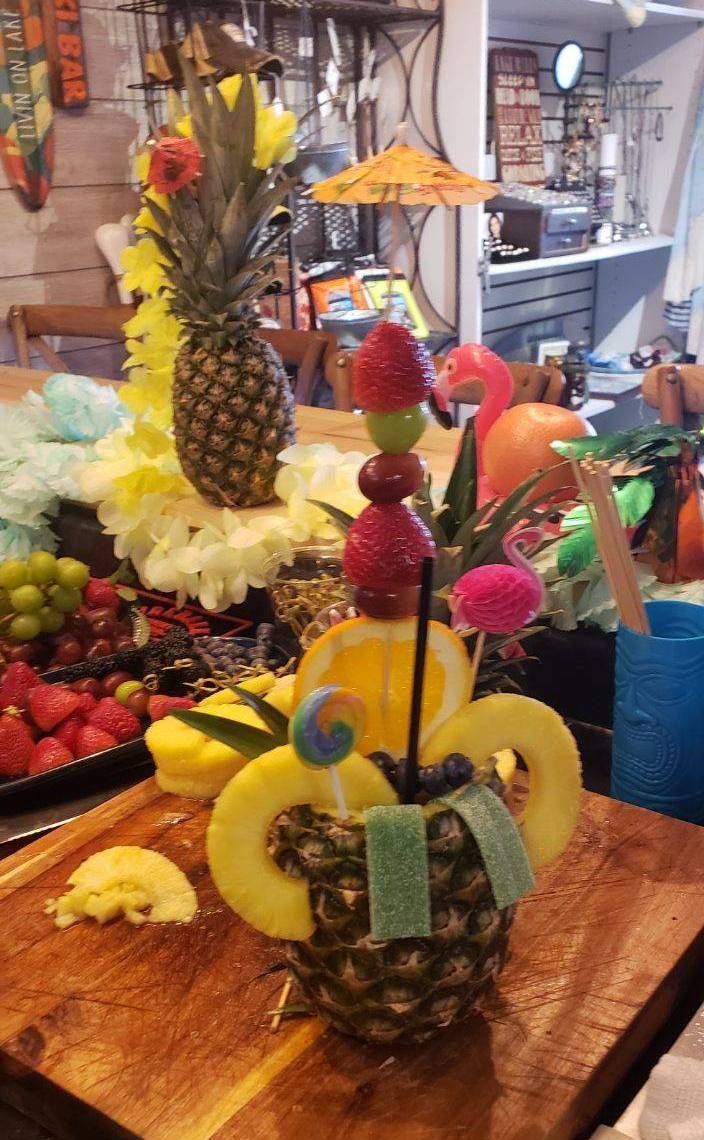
[353,321,435,412]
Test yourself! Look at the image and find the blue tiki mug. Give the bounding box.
[612,600,704,823]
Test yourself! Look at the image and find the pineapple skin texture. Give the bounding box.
[207,746,398,941]
[272,804,515,1044]
[172,334,296,509]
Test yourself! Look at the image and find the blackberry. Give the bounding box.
[49,646,144,683]
[442,753,474,789]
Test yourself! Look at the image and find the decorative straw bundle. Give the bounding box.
[568,454,650,635]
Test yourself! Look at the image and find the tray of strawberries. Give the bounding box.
[0,656,199,800]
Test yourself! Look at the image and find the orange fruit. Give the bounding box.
[293,616,471,759]
[483,403,589,501]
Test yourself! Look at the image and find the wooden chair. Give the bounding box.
[258,328,353,411]
[7,304,136,373]
[435,358,565,409]
[642,363,704,429]
[7,304,354,411]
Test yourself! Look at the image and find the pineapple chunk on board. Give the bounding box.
[45,847,197,929]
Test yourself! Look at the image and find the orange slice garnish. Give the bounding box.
[293,617,471,758]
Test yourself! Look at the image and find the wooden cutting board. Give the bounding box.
[1,780,704,1140]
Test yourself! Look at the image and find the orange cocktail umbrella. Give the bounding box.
[311,141,498,207]
[310,135,498,312]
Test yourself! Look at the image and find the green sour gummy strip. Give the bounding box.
[437,785,535,910]
[364,804,431,940]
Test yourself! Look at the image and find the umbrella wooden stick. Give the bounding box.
[386,195,402,318]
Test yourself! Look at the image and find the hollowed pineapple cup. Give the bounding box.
[271,802,514,1045]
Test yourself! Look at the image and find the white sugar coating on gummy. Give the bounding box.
[45,846,197,929]
[364,805,431,941]
[436,786,534,910]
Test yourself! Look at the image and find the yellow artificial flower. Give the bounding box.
[134,203,163,236]
[122,296,171,338]
[255,105,298,169]
[112,467,191,515]
[145,185,170,213]
[135,149,151,184]
[125,420,173,459]
[121,239,168,296]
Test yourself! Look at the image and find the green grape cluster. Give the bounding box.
[0,553,90,642]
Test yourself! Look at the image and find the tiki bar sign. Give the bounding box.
[44,0,89,108]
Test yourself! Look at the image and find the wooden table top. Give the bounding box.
[1,777,703,1140]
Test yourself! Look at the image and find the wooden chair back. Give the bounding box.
[431,356,565,408]
[335,350,564,415]
[7,304,354,412]
[642,363,704,428]
[257,328,352,411]
[8,304,136,373]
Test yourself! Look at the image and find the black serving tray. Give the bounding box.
[0,636,290,805]
[0,738,151,802]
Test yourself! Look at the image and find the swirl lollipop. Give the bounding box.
[290,685,367,820]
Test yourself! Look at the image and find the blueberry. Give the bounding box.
[369,750,396,781]
[420,764,449,798]
[442,753,474,789]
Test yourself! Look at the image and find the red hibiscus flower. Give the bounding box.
[147,137,202,194]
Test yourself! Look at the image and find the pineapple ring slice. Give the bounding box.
[207,745,398,940]
[421,694,582,869]
[45,846,197,929]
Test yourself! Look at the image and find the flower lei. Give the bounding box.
[1,375,126,558]
[78,75,367,611]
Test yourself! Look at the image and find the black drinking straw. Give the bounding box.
[404,556,434,804]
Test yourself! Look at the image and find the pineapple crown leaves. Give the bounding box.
[148,57,296,325]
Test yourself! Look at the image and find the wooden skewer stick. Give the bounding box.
[270,972,293,1033]
[467,630,486,704]
[587,460,642,633]
[574,454,649,635]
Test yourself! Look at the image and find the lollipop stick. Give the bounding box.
[330,766,349,821]
[467,630,486,704]
[404,556,434,804]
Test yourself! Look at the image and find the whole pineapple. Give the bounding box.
[271,791,514,1045]
[152,61,296,508]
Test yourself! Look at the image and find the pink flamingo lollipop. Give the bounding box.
[450,527,544,699]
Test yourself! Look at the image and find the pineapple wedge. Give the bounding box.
[207,746,398,940]
[421,694,581,868]
[45,846,197,929]
[146,704,272,800]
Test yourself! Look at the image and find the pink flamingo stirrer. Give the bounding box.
[450,527,545,700]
